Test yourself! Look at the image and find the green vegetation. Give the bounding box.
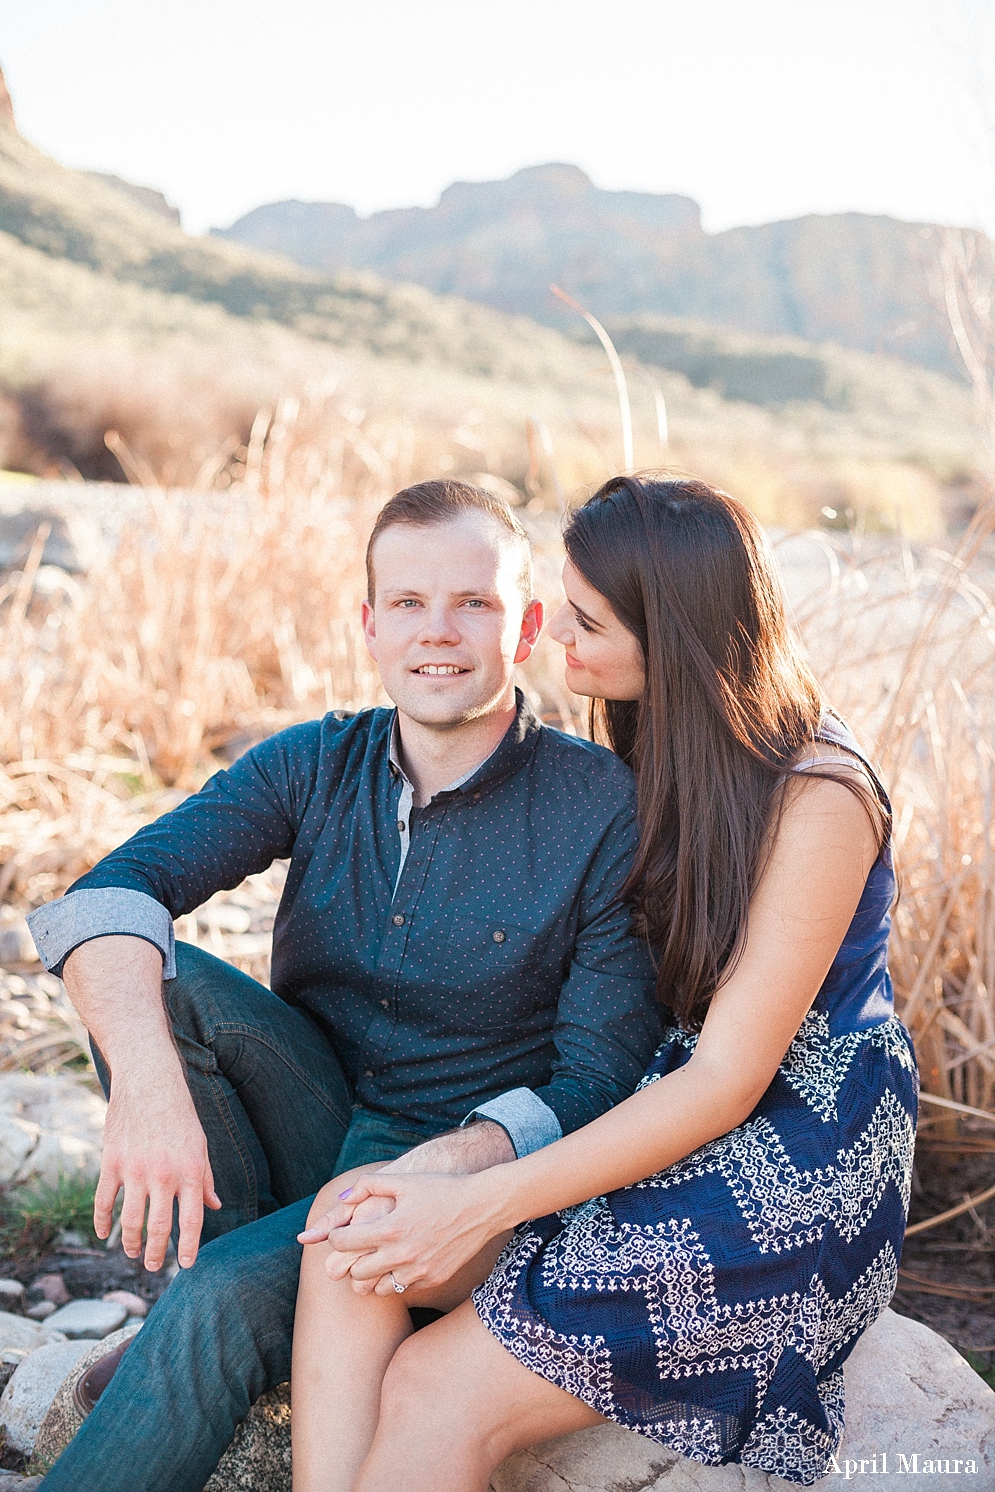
[0,1173,98,1256]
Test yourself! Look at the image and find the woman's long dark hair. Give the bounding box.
[564,474,876,1030]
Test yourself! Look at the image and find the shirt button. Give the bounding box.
[392,913,405,926]
[380,998,389,1008]
[492,929,506,943]
[397,820,405,832]
[364,1069,374,1079]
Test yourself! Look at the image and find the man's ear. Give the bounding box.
[513,599,544,665]
[361,599,378,661]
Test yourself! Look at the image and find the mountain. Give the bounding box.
[216,163,962,379]
[0,70,980,495]
[0,112,593,390]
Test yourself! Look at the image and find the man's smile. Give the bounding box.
[413,664,471,675]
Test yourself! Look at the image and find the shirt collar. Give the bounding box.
[387,689,542,803]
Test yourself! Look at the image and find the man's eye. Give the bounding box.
[399,599,420,608]
[463,599,486,608]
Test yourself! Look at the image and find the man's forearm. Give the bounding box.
[63,934,182,1084]
[382,1119,515,1176]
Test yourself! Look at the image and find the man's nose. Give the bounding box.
[417,605,461,645]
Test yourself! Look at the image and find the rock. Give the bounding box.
[0,1476,44,1490]
[490,1311,995,1492]
[0,1073,105,1188]
[102,1290,146,1318]
[0,1280,24,1305]
[198,903,252,934]
[31,1273,70,1307]
[27,1310,995,1490]
[29,1326,140,1474]
[25,1303,55,1321]
[202,1385,292,1492]
[53,1230,89,1251]
[0,1312,64,1356]
[44,1300,127,1339]
[0,920,37,968]
[0,1339,97,1454]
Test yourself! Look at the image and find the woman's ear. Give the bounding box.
[514,599,544,664]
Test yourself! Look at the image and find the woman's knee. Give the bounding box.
[305,1164,373,1229]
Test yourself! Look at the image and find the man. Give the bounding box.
[27,480,660,1492]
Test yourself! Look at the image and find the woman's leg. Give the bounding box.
[355,1300,604,1492]
[291,1173,510,1492]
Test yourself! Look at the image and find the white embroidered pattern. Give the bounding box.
[474,1008,916,1487]
[635,1089,914,1254]
[780,1011,915,1122]
[740,1373,846,1484]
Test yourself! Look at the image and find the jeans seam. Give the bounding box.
[206,1072,260,1221]
[201,1021,353,1128]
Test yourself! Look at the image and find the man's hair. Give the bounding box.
[365,479,534,609]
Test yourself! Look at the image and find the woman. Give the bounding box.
[291,475,917,1490]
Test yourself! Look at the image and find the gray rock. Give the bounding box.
[25,1302,56,1321]
[27,1309,995,1490]
[0,920,37,969]
[30,1327,140,1475]
[0,1339,97,1454]
[44,1299,128,1339]
[0,1073,106,1188]
[0,1280,24,1305]
[0,1312,65,1356]
[202,1385,292,1492]
[490,1311,995,1491]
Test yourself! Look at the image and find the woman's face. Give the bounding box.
[548,558,646,701]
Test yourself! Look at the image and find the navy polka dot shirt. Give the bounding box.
[42,693,662,1144]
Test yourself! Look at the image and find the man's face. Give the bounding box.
[362,513,542,729]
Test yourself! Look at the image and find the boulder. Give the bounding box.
[202,1385,292,1492]
[0,1072,105,1188]
[28,1310,995,1490]
[44,1299,128,1340]
[29,1326,140,1475]
[491,1312,995,1492]
[0,1339,97,1454]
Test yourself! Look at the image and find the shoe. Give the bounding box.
[71,1337,134,1418]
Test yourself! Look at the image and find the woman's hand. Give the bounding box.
[326,1169,509,1296]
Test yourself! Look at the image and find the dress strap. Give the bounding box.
[807,713,892,816]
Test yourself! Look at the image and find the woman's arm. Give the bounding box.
[328,773,879,1292]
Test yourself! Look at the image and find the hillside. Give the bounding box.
[0,119,595,390]
[217,163,963,378]
[0,82,983,522]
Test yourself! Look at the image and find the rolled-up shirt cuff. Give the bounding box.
[461,1087,562,1158]
[27,888,176,979]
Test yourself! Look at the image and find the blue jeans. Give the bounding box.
[41,943,445,1491]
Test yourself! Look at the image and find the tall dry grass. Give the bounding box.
[1,389,994,1132]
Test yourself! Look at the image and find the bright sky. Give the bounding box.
[1,0,992,237]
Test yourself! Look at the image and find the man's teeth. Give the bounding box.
[417,665,466,675]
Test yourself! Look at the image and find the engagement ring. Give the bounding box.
[390,1272,406,1294]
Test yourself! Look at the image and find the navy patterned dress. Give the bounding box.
[474,720,918,1486]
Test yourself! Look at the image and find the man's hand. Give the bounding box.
[63,935,221,1272]
[95,1069,221,1272]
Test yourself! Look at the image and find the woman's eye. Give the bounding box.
[574,611,595,633]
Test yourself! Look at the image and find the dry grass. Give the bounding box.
[1,391,994,1131]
